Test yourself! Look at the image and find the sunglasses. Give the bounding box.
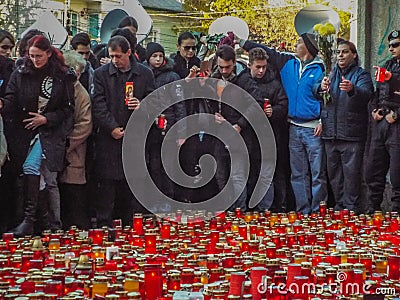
[389,42,400,48]
[182,45,196,51]
[77,51,90,55]
[0,45,13,50]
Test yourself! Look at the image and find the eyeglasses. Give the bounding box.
[0,45,14,50]
[77,50,90,55]
[182,45,196,51]
[389,42,400,48]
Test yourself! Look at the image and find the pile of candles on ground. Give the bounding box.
[1,203,400,299]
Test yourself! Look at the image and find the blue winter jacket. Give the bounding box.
[243,40,325,123]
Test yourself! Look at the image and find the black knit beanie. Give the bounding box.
[301,33,319,58]
[146,42,165,62]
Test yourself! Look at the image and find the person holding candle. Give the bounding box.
[234,32,328,215]
[144,42,186,212]
[186,45,263,211]
[314,40,374,212]
[246,47,291,212]
[365,29,400,214]
[172,31,219,203]
[91,35,155,227]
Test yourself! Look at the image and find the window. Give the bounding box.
[71,12,78,36]
[89,14,99,39]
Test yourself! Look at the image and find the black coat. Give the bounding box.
[171,52,201,80]
[209,68,264,150]
[144,58,186,138]
[1,64,75,174]
[314,62,374,141]
[251,67,288,142]
[91,56,155,179]
[0,56,14,98]
[370,58,400,114]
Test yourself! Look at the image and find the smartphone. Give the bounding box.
[198,61,210,77]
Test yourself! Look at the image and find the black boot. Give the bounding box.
[11,175,40,237]
[35,188,50,235]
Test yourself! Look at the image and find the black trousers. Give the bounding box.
[325,139,365,211]
[365,120,400,212]
[60,183,90,230]
[94,178,147,228]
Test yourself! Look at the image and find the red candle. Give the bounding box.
[144,233,157,254]
[266,245,276,259]
[167,272,180,291]
[181,268,195,284]
[20,280,35,294]
[238,225,248,240]
[235,208,242,218]
[44,280,63,297]
[388,255,400,280]
[325,230,335,245]
[306,232,317,246]
[133,214,144,235]
[105,260,117,271]
[222,256,235,268]
[144,264,163,300]
[229,271,246,296]
[89,229,103,245]
[210,230,219,245]
[112,219,122,228]
[319,201,327,217]
[360,253,373,275]
[390,218,399,232]
[250,267,267,300]
[353,269,364,293]
[286,263,302,287]
[2,233,13,245]
[160,222,171,239]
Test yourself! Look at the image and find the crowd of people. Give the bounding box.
[0,17,399,237]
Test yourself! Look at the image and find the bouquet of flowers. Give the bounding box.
[313,22,336,104]
[206,31,235,51]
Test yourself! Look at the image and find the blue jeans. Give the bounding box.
[289,124,327,214]
[23,136,42,176]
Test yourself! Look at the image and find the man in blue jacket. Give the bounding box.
[235,33,328,215]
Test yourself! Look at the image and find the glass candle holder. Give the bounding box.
[229,271,246,296]
[167,271,180,291]
[124,273,140,293]
[133,214,144,236]
[92,275,108,297]
[160,222,171,239]
[144,264,163,300]
[375,256,388,274]
[388,255,400,280]
[250,267,267,300]
[89,229,104,245]
[144,233,157,254]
